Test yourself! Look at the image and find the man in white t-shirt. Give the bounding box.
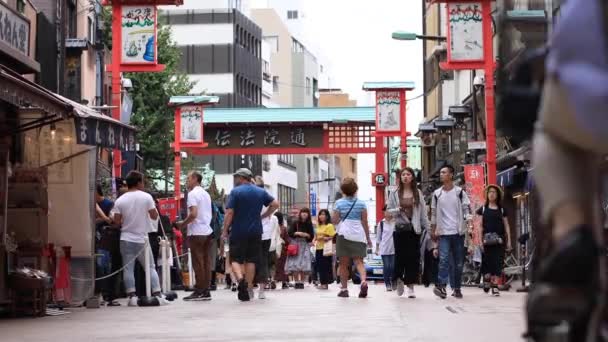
[176,171,213,301]
[113,171,167,307]
[430,165,472,300]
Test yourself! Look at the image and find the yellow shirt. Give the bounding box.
[315,224,336,250]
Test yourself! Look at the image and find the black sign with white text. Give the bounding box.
[74,117,136,151]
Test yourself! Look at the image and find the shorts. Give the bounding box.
[229,236,262,264]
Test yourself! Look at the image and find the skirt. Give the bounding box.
[285,239,312,273]
[336,235,367,258]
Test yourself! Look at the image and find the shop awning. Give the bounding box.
[0,64,136,151]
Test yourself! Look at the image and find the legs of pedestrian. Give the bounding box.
[353,257,368,298]
[338,256,350,297]
[451,235,465,298]
[381,255,395,291]
[403,230,421,298]
[393,231,406,296]
[435,236,450,299]
[184,236,212,301]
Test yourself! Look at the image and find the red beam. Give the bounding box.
[186,147,381,155]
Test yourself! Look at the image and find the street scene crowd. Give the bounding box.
[94,164,513,305]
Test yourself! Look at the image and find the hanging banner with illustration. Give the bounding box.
[448,3,484,62]
[464,164,486,246]
[180,106,203,143]
[121,5,157,64]
[375,91,401,134]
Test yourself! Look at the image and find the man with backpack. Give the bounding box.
[176,171,214,301]
[430,165,472,299]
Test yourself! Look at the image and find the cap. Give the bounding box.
[233,168,253,179]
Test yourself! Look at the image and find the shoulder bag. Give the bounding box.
[287,223,300,256]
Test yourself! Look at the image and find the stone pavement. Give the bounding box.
[0,284,525,342]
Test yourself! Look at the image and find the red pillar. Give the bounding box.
[400,90,408,169]
[174,107,182,201]
[375,135,386,224]
[111,5,123,177]
[482,0,497,185]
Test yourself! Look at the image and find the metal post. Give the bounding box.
[160,239,168,293]
[188,248,194,289]
[144,237,152,298]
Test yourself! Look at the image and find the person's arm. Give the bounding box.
[288,223,298,239]
[503,212,512,250]
[96,204,112,224]
[221,208,234,240]
[386,191,401,217]
[430,191,438,239]
[303,225,314,242]
[419,191,431,231]
[177,205,198,228]
[331,210,341,225]
[361,208,372,247]
[262,199,279,220]
[326,224,336,241]
[375,222,383,255]
[147,196,159,220]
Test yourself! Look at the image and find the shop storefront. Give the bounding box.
[0,64,136,315]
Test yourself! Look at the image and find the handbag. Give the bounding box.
[287,243,299,256]
[323,240,334,257]
[483,232,503,246]
[394,223,413,233]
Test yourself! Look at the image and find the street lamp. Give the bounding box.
[391,31,446,42]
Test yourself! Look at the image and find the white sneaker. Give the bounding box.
[128,296,138,307]
[407,286,416,299]
[396,280,405,297]
[248,288,255,300]
[157,295,170,306]
[258,290,266,300]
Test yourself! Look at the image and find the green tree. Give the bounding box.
[103,8,195,192]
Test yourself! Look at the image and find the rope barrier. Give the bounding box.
[71,245,148,282]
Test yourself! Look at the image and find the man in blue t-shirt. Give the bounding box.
[221,168,278,301]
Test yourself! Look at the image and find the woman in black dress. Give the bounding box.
[476,185,512,296]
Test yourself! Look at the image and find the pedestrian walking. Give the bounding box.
[430,165,472,299]
[220,168,279,301]
[375,205,395,292]
[176,171,214,301]
[285,208,314,289]
[477,185,512,296]
[94,184,121,306]
[254,176,276,299]
[332,178,372,298]
[386,167,430,298]
[273,212,290,289]
[314,209,336,290]
[112,171,168,306]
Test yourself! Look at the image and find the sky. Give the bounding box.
[301,0,425,224]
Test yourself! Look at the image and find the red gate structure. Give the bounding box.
[170,103,389,222]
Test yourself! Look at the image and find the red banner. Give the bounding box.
[464,164,486,245]
[158,198,178,221]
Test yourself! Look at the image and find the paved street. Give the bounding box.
[1,284,525,342]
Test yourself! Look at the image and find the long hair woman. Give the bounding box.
[386,167,430,298]
[315,209,336,290]
[332,178,372,298]
[476,185,512,296]
[285,208,314,289]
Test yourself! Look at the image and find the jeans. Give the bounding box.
[438,234,465,290]
[381,255,395,286]
[120,240,161,295]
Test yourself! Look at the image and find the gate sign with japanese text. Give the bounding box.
[447,3,484,63]
[204,126,324,149]
[74,117,136,151]
[121,5,157,64]
[180,106,203,143]
[375,91,402,134]
[0,2,30,56]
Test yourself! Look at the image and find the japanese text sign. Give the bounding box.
[75,117,136,151]
[180,106,203,143]
[0,2,30,56]
[375,91,402,134]
[204,126,324,149]
[464,164,486,246]
[121,5,157,64]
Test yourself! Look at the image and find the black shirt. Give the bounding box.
[476,206,507,237]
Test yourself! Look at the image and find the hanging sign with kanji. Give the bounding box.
[204,126,324,149]
[180,106,203,143]
[121,5,157,65]
[375,91,402,135]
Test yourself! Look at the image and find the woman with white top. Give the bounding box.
[386,167,430,299]
[332,178,372,298]
[376,205,395,291]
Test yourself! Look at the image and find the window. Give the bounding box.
[278,154,294,166]
[273,76,279,93]
[67,1,77,38]
[264,36,279,53]
[17,0,25,13]
[291,38,304,53]
[350,157,357,174]
[278,184,295,214]
[306,77,311,95]
[287,10,299,19]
